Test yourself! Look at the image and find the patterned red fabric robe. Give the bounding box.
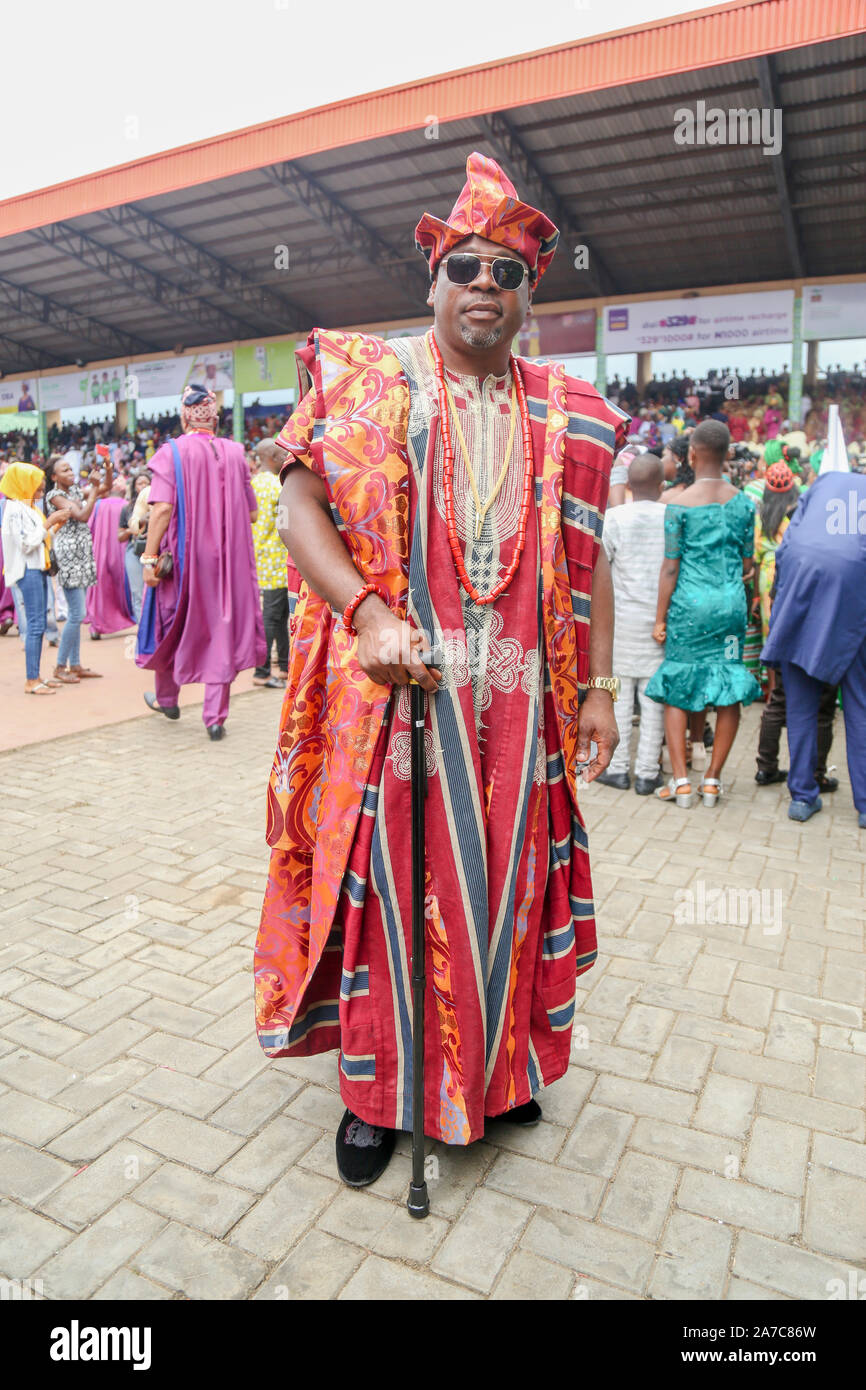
[253,330,628,1143]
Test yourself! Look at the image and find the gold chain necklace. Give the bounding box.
[427,340,518,541]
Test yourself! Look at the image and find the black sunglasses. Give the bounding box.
[441,252,529,291]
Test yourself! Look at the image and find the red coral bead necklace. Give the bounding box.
[427,329,534,607]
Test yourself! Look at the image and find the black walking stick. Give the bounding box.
[406,674,430,1219]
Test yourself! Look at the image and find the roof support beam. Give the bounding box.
[97,203,310,332]
[476,111,616,297]
[261,163,429,311]
[29,222,263,342]
[0,275,157,360]
[0,334,64,374]
[756,55,806,277]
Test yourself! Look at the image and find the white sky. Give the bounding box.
[3,0,719,201]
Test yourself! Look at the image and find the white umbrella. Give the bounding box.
[819,404,850,474]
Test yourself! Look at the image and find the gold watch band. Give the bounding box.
[587,676,620,702]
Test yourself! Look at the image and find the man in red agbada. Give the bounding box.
[253,154,629,1186]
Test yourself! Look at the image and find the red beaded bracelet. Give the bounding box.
[341,582,389,635]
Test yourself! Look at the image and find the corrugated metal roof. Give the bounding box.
[0,10,864,373]
[1,0,863,237]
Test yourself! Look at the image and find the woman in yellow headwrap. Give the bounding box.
[0,463,69,694]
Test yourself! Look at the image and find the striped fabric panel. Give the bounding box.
[547,994,577,1032]
[286,999,340,1046]
[340,1052,376,1080]
[339,964,370,1001]
[542,923,575,960]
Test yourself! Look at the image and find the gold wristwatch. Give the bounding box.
[586,676,620,702]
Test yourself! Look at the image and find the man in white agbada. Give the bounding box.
[599,452,667,794]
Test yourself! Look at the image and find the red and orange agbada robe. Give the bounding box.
[253,330,628,1144]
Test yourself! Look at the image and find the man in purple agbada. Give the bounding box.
[136,383,266,741]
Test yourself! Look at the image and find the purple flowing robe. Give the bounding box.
[86,497,135,635]
[136,433,265,685]
[0,516,15,623]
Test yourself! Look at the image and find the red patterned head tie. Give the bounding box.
[415,151,559,286]
[181,382,219,430]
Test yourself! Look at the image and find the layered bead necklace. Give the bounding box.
[427,329,535,607]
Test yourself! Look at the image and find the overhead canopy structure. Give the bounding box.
[0,0,863,376]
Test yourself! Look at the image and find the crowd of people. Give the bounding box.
[608,366,866,466]
[598,416,866,830]
[0,392,290,726]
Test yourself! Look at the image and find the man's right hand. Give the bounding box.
[354,598,441,693]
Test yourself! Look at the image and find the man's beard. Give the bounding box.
[458,321,504,351]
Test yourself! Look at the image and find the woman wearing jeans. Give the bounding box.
[0,463,69,695]
[45,456,110,682]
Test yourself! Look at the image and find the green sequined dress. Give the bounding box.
[646,492,762,711]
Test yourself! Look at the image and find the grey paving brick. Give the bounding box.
[776,991,861,1029]
[575,1041,653,1081]
[46,1096,157,1163]
[371,1207,450,1265]
[486,1150,605,1220]
[693,1074,756,1139]
[317,1187,397,1247]
[134,1221,266,1300]
[600,1152,678,1241]
[39,1141,160,1229]
[492,1250,575,1300]
[0,1199,72,1279]
[63,1019,152,1072]
[0,1014,88,1059]
[199,1036,270,1089]
[678,1170,800,1239]
[129,1032,225,1076]
[811,1132,866,1180]
[813,1048,866,1106]
[744,1117,810,1197]
[630,1118,742,1173]
[134,1161,254,1238]
[0,1049,76,1099]
[429,1189,531,1293]
[559,1104,634,1177]
[253,1229,364,1300]
[92,1269,174,1300]
[758,1086,864,1140]
[733,1231,854,1301]
[0,1139,75,1205]
[0,1091,76,1146]
[229,1167,337,1261]
[35,1200,166,1300]
[286,1084,348,1132]
[131,1111,244,1172]
[339,1254,479,1300]
[650,1211,732,1300]
[129,1067,231,1119]
[803,1166,866,1262]
[651,1036,713,1092]
[54,1058,152,1113]
[592,1074,695,1125]
[712,1046,810,1094]
[217,1116,321,1191]
[522,1207,655,1294]
[615,1004,675,1052]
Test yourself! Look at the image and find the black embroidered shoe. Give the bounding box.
[335,1108,397,1187]
[497,1098,542,1127]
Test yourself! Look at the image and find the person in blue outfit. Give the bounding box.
[762,470,866,826]
[647,419,761,808]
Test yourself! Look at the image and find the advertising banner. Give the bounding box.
[38,367,126,411]
[802,283,866,342]
[0,379,38,413]
[517,308,596,358]
[126,349,233,400]
[233,340,296,395]
[602,291,794,353]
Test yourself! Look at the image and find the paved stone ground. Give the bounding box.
[1,693,864,1301]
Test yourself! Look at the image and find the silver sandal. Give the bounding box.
[655,776,694,809]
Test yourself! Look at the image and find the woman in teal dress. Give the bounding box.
[647,420,761,808]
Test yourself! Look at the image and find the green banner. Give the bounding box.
[234,340,296,395]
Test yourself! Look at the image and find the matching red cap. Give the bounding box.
[414,152,559,286]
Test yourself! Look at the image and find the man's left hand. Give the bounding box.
[576,689,620,783]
